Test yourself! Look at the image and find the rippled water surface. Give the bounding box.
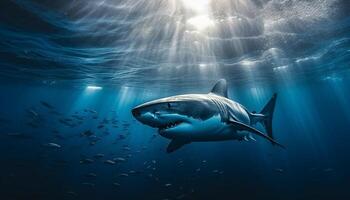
[0,0,350,200]
[0,0,349,86]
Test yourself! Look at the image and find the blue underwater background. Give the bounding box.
[1,0,350,200]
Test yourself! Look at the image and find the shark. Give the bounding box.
[132,79,284,153]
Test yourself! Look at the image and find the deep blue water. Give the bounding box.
[1,0,350,200]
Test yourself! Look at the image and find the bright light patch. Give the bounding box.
[181,0,210,13]
[199,63,207,68]
[86,85,103,90]
[181,0,214,31]
[187,15,214,31]
[241,60,255,67]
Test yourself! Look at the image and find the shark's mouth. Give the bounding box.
[158,121,184,132]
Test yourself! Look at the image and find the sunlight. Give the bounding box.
[180,0,214,31]
[86,85,103,90]
[180,0,211,13]
[187,15,214,31]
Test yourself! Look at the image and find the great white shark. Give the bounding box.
[132,79,284,153]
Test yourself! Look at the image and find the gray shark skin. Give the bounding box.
[132,79,284,153]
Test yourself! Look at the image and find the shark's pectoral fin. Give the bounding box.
[228,119,285,149]
[167,139,190,153]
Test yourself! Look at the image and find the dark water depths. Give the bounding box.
[0,0,350,200]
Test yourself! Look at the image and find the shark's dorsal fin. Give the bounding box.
[210,79,228,98]
[167,139,190,153]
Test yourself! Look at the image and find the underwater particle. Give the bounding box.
[202,160,207,164]
[212,170,219,173]
[165,183,172,187]
[196,168,201,172]
[44,142,61,148]
[104,160,116,165]
[80,158,94,164]
[152,160,157,164]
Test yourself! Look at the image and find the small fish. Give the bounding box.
[81,130,94,137]
[88,109,97,114]
[274,168,284,173]
[119,173,128,177]
[104,160,116,165]
[44,143,61,148]
[323,168,334,172]
[6,133,33,140]
[97,125,104,129]
[123,147,131,151]
[86,173,97,178]
[66,191,78,197]
[128,170,142,175]
[113,157,126,162]
[40,101,54,109]
[80,158,94,164]
[27,109,39,118]
[113,182,121,187]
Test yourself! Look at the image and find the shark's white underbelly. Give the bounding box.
[175,115,247,141]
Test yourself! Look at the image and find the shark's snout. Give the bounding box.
[131,107,141,118]
[132,106,160,128]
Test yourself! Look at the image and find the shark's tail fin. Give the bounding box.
[259,93,277,140]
